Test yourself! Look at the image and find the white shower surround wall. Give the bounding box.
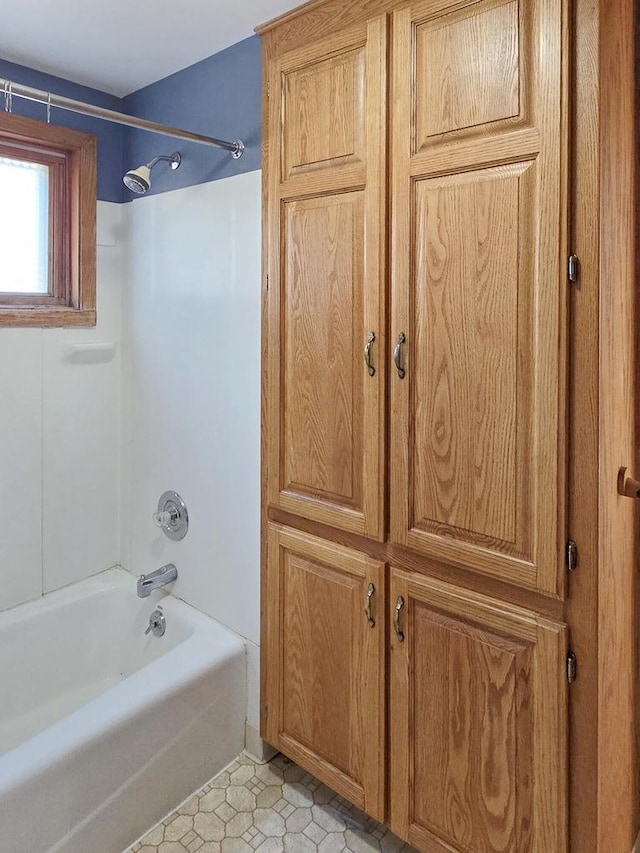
[0,201,122,613]
[0,568,245,853]
[120,169,262,736]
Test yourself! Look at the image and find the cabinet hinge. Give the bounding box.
[266,274,269,292]
[566,539,578,572]
[567,651,578,683]
[568,254,580,283]
[266,80,271,99]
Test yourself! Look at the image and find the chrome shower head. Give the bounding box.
[123,152,181,194]
[123,165,151,193]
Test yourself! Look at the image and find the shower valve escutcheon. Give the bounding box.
[153,491,188,540]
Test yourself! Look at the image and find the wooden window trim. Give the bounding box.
[0,112,97,327]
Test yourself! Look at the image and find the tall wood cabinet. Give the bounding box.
[258,0,638,851]
[265,16,387,541]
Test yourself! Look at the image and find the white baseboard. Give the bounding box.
[244,722,278,764]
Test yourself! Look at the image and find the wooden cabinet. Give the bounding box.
[265,17,387,540]
[389,569,567,852]
[264,524,386,820]
[389,0,567,596]
[259,0,581,851]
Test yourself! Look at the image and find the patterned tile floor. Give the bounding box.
[127,752,418,853]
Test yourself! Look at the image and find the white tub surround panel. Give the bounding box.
[121,170,261,648]
[0,201,123,611]
[0,330,42,611]
[42,202,123,592]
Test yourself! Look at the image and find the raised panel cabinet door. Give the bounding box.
[389,0,569,594]
[263,524,386,820]
[266,17,387,540]
[389,567,568,853]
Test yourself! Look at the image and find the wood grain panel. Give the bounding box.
[415,0,520,147]
[266,16,386,539]
[412,165,527,550]
[413,609,532,852]
[282,551,361,773]
[390,0,567,595]
[597,0,639,846]
[563,0,599,848]
[282,192,363,507]
[268,505,567,621]
[283,47,365,179]
[265,524,386,820]
[389,568,568,852]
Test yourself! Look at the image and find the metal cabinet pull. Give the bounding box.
[393,333,406,379]
[394,595,405,642]
[618,467,640,498]
[364,331,376,377]
[365,582,375,627]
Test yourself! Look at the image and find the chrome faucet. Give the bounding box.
[137,563,177,598]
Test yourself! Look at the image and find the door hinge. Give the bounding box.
[566,539,578,572]
[266,274,269,292]
[266,80,271,98]
[568,254,580,283]
[567,650,578,683]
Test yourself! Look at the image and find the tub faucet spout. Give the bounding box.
[137,563,177,598]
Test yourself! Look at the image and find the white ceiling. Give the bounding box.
[0,0,297,97]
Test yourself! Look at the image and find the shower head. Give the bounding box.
[123,165,151,193]
[123,152,181,194]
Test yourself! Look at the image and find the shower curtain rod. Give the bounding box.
[0,77,245,158]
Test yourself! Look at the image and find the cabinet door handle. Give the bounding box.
[364,331,376,377]
[394,595,405,642]
[393,333,406,379]
[365,582,375,627]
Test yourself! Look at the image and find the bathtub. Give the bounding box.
[0,568,246,853]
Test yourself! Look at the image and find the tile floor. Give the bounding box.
[127,752,418,853]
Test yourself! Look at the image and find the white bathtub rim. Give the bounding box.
[0,566,147,629]
[0,566,228,633]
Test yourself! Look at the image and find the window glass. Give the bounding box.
[0,155,49,294]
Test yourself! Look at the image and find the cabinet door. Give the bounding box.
[389,0,568,594]
[266,17,387,540]
[264,524,386,820]
[389,568,568,852]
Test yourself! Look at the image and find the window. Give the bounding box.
[0,112,97,326]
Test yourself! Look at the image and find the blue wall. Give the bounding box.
[122,36,261,198]
[0,58,125,203]
[0,34,261,204]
